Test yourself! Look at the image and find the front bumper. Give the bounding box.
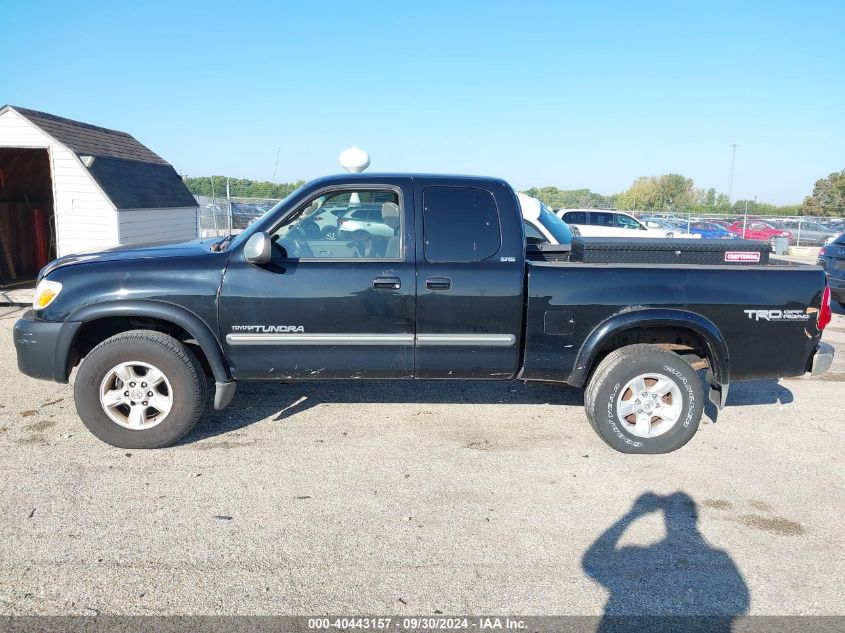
[13,310,80,383]
[810,342,835,376]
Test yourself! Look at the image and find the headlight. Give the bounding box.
[33,279,63,310]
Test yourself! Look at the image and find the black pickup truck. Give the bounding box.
[14,174,835,453]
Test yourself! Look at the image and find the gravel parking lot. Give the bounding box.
[0,304,842,617]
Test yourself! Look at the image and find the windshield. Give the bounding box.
[537,202,573,243]
[224,182,309,251]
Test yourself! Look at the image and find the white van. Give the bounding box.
[517,193,573,245]
[557,209,674,239]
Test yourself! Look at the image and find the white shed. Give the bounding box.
[0,105,198,287]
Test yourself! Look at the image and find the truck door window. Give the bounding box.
[271,189,401,259]
[563,211,586,224]
[422,186,501,263]
[591,212,614,227]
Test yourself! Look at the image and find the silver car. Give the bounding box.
[771,220,837,246]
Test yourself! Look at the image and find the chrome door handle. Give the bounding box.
[426,277,451,290]
[373,277,401,289]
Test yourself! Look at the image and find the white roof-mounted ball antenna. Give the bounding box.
[339,147,370,173]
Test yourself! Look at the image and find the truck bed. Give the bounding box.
[523,257,827,384]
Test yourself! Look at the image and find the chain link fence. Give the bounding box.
[196,193,844,249]
[196,196,280,237]
[615,210,845,248]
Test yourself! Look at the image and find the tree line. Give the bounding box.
[185,169,845,217]
[526,169,844,217]
[184,176,305,200]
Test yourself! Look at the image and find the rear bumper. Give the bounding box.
[810,342,835,376]
[13,310,80,383]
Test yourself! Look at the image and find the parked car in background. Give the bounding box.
[644,212,685,223]
[299,196,350,240]
[231,203,269,230]
[558,209,668,238]
[640,218,699,238]
[818,234,845,308]
[819,219,845,234]
[706,219,734,231]
[769,220,837,246]
[685,221,740,240]
[727,220,793,247]
[336,204,396,241]
[517,193,572,245]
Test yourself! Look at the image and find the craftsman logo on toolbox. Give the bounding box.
[725,251,760,263]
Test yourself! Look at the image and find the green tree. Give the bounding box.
[184,176,305,199]
[523,186,615,209]
[801,169,845,217]
[616,174,696,211]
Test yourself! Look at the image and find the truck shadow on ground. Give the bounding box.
[186,376,796,444]
[583,491,750,632]
[703,378,793,424]
[186,379,584,443]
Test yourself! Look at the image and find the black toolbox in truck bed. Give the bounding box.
[569,237,770,265]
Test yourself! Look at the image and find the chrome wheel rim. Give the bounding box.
[616,373,683,438]
[99,361,173,430]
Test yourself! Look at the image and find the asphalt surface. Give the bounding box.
[0,304,842,617]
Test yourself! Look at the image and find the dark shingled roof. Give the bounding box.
[86,156,199,210]
[4,105,197,210]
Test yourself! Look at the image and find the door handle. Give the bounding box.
[426,277,452,290]
[373,277,401,290]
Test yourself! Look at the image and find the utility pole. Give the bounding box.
[728,143,739,204]
[272,146,281,183]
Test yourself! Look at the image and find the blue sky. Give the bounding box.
[2,0,843,203]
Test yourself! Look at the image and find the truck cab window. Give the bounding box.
[422,186,501,263]
[272,190,401,259]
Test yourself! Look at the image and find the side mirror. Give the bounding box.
[244,232,272,264]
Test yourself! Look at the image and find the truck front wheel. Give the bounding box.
[74,330,207,448]
[584,344,703,454]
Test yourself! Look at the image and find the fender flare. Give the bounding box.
[66,300,233,386]
[568,308,730,388]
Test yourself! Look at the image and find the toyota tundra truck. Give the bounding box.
[13,174,835,453]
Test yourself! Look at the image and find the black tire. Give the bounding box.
[584,344,703,454]
[838,301,845,310]
[74,330,207,448]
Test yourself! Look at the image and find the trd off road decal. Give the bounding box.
[231,325,305,333]
[743,310,810,322]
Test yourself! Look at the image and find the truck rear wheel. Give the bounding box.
[74,330,207,448]
[584,344,703,454]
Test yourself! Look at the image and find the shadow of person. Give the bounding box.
[582,492,749,633]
